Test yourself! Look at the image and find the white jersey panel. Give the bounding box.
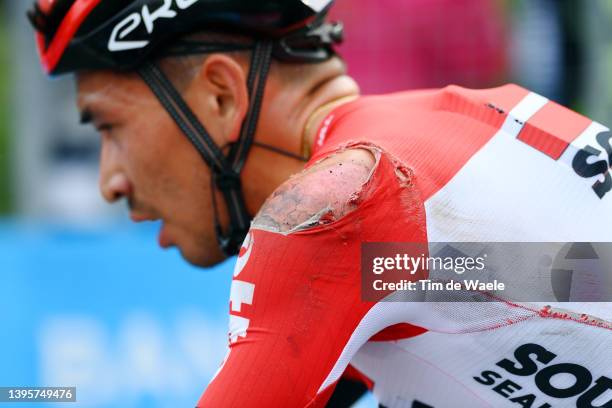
[424,94,612,243]
[352,313,611,408]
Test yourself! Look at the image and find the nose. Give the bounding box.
[99,140,132,203]
[101,173,131,203]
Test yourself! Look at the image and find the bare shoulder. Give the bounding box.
[253,148,377,233]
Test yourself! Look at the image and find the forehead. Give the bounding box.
[76,70,150,110]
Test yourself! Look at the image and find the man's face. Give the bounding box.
[77,70,226,266]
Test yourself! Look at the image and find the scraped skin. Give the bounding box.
[254,148,376,233]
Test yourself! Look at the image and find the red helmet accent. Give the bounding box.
[37,0,102,74]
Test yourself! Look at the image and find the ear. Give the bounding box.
[189,54,249,145]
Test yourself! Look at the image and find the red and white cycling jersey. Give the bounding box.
[198,84,612,408]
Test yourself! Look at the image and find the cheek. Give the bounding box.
[126,115,213,210]
[122,114,181,183]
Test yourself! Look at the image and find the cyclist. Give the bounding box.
[28,1,611,407]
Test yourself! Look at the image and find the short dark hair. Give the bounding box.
[158,30,345,92]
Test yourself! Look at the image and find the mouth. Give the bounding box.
[129,212,173,248]
[130,212,158,223]
[158,222,173,249]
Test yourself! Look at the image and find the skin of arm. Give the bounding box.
[253,148,376,233]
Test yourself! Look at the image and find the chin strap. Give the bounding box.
[138,41,274,256]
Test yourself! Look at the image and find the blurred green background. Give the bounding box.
[0,1,11,214]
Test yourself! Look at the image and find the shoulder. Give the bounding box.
[253,148,376,233]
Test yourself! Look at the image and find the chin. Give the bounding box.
[179,241,226,268]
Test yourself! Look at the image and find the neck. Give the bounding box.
[243,59,360,215]
[301,90,359,158]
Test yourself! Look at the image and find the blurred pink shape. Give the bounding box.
[330,0,509,94]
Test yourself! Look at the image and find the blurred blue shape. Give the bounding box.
[0,219,234,408]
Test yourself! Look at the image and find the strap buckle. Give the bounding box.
[214,170,242,192]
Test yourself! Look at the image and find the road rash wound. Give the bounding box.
[253,147,378,233]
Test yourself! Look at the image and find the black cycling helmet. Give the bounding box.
[27,0,343,256]
[28,0,341,74]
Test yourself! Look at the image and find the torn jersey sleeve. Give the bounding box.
[197,147,429,407]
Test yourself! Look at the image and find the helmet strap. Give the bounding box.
[137,41,274,256]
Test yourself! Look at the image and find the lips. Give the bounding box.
[130,212,158,223]
[129,212,172,248]
[158,223,173,249]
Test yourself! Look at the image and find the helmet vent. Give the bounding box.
[27,0,76,46]
[300,0,332,13]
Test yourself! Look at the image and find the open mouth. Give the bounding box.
[158,222,173,249]
[129,212,159,223]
